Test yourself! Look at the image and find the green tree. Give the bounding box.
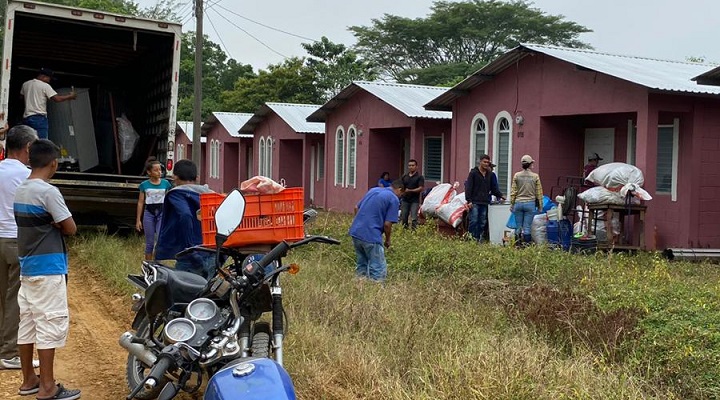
[302,36,377,100]
[220,57,321,113]
[350,0,592,85]
[177,32,255,120]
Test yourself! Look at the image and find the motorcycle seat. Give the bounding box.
[156,266,208,304]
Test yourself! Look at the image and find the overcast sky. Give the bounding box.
[137,0,719,71]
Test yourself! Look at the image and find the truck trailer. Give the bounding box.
[1,0,181,231]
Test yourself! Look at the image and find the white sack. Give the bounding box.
[586,162,644,189]
[436,193,467,228]
[531,213,548,244]
[421,183,456,217]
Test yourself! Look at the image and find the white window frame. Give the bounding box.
[209,140,219,179]
[626,119,636,166]
[656,118,679,202]
[214,140,221,179]
[334,126,345,186]
[346,125,358,188]
[258,137,266,177]
[470,113,489,170]
[265,136,273,179]
[423,136,444,182]
[176,144,184,161]
[493,111,513,196]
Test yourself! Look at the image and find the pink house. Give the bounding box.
[307,81,452,212]
[201,112,254,192]
[175,121,206,181]
[425,44,720,250]
[239,103,325,206]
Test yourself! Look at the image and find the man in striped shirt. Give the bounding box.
[14,139,80,400]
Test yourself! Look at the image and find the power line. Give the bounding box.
[215,3,317,43]
[206,9,233,59]
[211,8,289,59]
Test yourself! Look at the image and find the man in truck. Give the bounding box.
[20,68,77,139]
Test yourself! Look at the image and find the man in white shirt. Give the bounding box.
[20,68,76,139]
[0,125,37,370]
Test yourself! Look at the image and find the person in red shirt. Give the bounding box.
[583,153,603,187]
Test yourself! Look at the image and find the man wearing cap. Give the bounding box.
[583,153,603,187]
[20,69,77,140]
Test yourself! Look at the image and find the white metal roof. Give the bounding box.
[211,112,254,138]
[307,81,452,122]
[426,44,720,110]
[266,103,324,134]
[522,44,720,95]
[176,121,206,143]
[239,103,324,135]
[354,81,451,119]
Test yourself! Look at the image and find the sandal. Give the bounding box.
[18,375,41,396]
[36,384,81,400]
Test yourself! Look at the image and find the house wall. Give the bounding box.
[252,113,315,206]
[223,142,239,192]
[174,135,206,184]
[205,124,240,193]
[452,54,647,187]
[323,90,422,212]
[239,138,253,183]
[695,97,720,247]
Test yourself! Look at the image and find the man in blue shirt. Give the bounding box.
[349,180,405,282]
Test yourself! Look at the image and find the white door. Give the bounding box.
[584,128,614,166]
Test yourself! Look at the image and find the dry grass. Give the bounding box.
[68,216,678,400]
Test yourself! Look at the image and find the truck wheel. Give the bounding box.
[126,318,167,400]
[250,322,272,358]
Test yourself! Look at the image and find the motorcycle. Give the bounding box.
[119,190,339,399]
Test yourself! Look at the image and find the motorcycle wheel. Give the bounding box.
[126,318,168,400]
[250,321,272,358]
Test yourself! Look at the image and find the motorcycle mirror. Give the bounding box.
[215,189,246,244]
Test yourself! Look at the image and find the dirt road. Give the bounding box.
[0,267,140,399]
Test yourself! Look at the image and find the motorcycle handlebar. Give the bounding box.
[144,355,174,391]
[246,236,340,284]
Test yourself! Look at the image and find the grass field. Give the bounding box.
[70,212,720,399]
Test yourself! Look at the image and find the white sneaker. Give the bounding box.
[0,356,40,369]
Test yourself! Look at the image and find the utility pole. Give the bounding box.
[191,0,204,178]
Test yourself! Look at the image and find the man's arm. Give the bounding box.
[55,216,77,236]
[383,221,393,248]
[50,92,77,103]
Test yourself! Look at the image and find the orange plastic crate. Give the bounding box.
[200,188,305,247]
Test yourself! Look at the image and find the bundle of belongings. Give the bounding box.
[576,163,652,241]
[420,182,467,228]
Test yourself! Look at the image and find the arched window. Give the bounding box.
[176,144,184,161]
[258,137,266,177]
[493,112,513,195]
[209,140,217,178]
[212,140,221,179]
[470,113,489,169]
[346,126,357,188]
[265,136,273,179]
[334,127,345,186]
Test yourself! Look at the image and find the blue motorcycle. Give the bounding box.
[120,190,339,399]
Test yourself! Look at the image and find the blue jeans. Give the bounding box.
[352,237,387,282]
[23,114,49,139]
[400,200,419,229]
[142,210,162,255]
[513,201,537,236]
[468,204,488,241]
[175,252,216,280]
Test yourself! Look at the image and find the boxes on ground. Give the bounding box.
[200,188,305,247]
